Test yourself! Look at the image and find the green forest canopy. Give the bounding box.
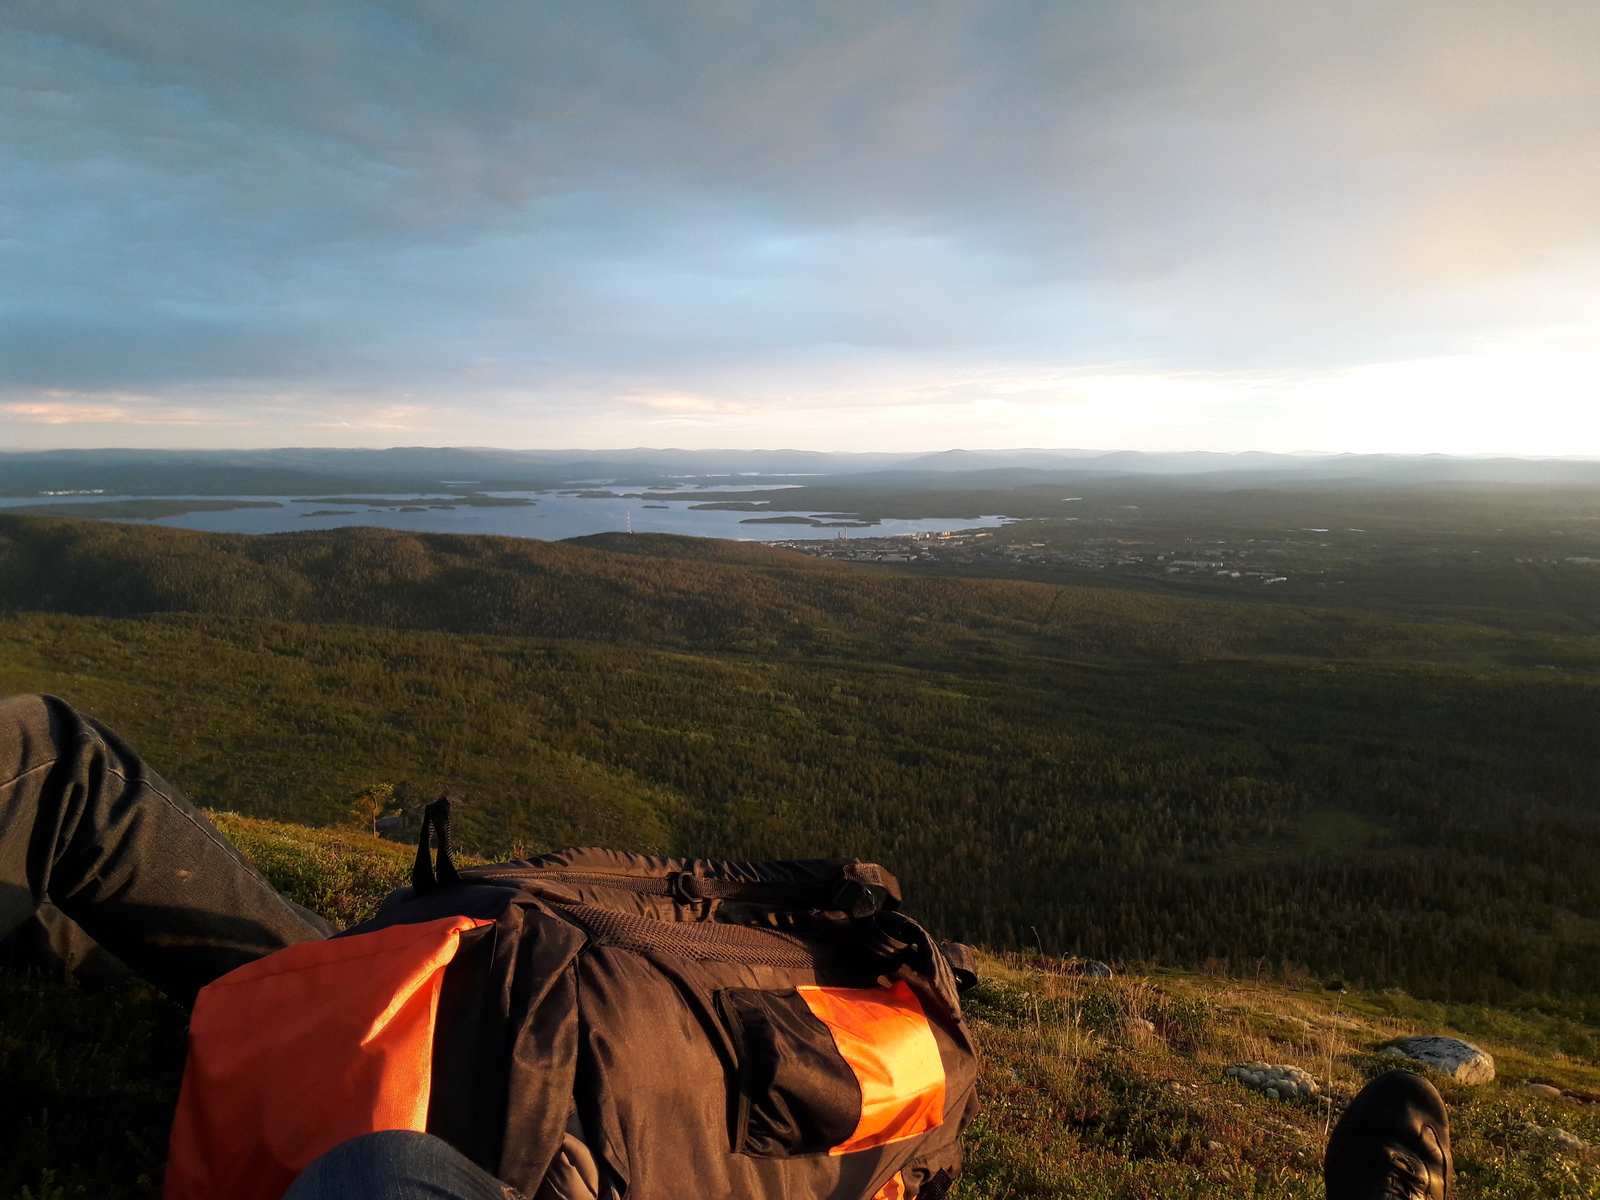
[1,514,1597,1009]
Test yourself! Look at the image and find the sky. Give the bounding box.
[3,1,1600,454]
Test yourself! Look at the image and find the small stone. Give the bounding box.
[1532,1125,1588,1152]
[1076,960,1114,978]
[1383,1036,1496,1084]
[1264,1087,1280,1100]
[1524,1083,1563,1100]
[1206,1140,1224,1151]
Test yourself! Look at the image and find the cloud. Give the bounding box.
[2,1,1600,450]
[2,396,216,425]
[3,402,134,425]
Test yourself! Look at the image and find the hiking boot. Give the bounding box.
[1325,1069,1451,1200]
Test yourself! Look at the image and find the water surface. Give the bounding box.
[0,489,1011,542]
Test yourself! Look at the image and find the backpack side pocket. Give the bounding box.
[718,982,945,1160]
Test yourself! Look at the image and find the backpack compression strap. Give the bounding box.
[469,861,902,917]
[412,796,464,893]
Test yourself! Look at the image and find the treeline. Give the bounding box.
[3,600,1597,1009]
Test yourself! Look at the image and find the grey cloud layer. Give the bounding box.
[4,0,1600,400]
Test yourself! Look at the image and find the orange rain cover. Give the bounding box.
[164,914,492,1200]
[798,981,946,1155]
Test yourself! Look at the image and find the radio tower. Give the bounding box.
[626,507,633,534]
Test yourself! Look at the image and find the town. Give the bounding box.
[777,526,1294,586]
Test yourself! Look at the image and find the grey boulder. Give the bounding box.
[1381,1036,1496,1084]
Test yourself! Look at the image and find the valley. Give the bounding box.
[2,509,1597,1007]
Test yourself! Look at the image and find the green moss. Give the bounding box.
[209,813,427,928]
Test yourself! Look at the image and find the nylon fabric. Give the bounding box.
[869,1174,907,1200]
[797,982,946,1155]
[720,987,863,1157]
[556,902,853,968]
[164,914,491,1200]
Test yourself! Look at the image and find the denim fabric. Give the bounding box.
[284,1132,518,1200]
[0,693,332,1005]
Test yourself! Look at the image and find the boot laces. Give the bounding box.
[1376,1148,1436,1199]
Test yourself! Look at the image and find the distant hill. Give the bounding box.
[562,530,824,565]
[0,514,1497,663]
[4,445,1600,498]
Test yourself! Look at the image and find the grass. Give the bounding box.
[4,818,1599,1198]
[209,813,425,927]
[961,955,1600,1198]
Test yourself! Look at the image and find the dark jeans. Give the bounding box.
[0,693,331,1006]
[284,1132,517,1200]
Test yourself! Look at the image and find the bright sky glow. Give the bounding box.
[3,1,1599,453]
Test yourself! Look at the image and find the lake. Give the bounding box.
[0,487,1013,543]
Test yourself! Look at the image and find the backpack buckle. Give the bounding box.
[669,872,706,903]
[832,880,879,919]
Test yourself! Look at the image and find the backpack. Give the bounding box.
[165,800,981,1200]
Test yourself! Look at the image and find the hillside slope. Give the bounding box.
[2,516,1599,1006]
[4,607,1600,1005]
[4,515,1597,668]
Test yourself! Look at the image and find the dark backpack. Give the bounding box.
[166,800,981,1200]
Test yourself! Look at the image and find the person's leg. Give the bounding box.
[283,1132,520,1200]
[0,693,332,1005]
[1324,1069,1451,1200]
[0,898,137,987]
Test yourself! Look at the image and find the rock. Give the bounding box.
[1383,1036,1496,1084]
[1076,960,1113,978]
[1523,1082,1564,1100]
[1225,1062,1319,1100]
[1532,1125,1588,1153]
